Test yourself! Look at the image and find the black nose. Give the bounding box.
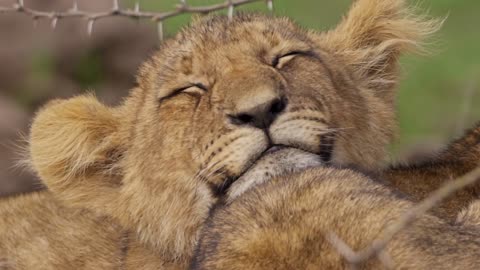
[230,97,287,129]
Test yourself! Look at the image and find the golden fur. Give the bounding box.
[193,149,480,270]
[383,122,480,219]
[0,0,478,268]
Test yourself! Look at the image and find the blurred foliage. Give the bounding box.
[21,50,55,106]
[72,50,104,88]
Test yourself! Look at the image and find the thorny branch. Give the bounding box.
[327,166,480,269]
[0,0,274,39]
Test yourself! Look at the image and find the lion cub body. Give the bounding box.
[1,0,480,269]
[194,153,480,269]
[0,192,184,270]
[0,192,123,269]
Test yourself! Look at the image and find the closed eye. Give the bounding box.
[272,51,308,69]
[176,83,208,94]
[159,83,208,102]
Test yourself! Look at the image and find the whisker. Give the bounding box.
[323,127,354,133]
[199,130,249,165]
[193,159,224,183]
[202,163,226,181]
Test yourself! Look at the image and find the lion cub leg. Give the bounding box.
[383,122,480,219]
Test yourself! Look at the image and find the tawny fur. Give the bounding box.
[457,199,480,228]
[383,122,480,219]
[0,0,478,269]
[193,155,480,270]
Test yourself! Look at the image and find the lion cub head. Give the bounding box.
[28,0,438,261]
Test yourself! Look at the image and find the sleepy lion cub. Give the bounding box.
[1,0,479,269]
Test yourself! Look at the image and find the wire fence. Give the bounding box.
[0,0,273,39]
[0,1,479,269]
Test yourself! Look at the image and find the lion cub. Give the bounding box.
[193,148,480,269]
[1,0,479,269]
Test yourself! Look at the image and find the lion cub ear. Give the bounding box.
[29,94,124,209]
[317,0,441,98]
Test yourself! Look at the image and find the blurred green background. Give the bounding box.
[0,0,479,195]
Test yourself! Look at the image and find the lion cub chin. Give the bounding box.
[227,147,323,202]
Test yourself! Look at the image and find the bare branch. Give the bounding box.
[0,0,264,21]
[227,0,234,20]
[157,21,164,41]
[134,2,140,13]
[0,0,271,39]
[87,19,95,36]
[328,167,480,268]
[326,233,361,270]
[267,0,274,12]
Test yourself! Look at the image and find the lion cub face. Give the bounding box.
[30,1,435,258]
[131,14,397,195]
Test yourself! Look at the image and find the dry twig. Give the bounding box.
[327,167,480,269]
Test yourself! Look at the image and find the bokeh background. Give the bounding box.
[0,0,479,196]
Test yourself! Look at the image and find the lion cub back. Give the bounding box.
[0,192,123,270]
[193,166,480,269]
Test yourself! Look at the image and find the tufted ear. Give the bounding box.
[316,0,441,101]
[29,94,125,210]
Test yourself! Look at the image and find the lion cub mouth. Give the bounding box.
[226,146,324,202]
